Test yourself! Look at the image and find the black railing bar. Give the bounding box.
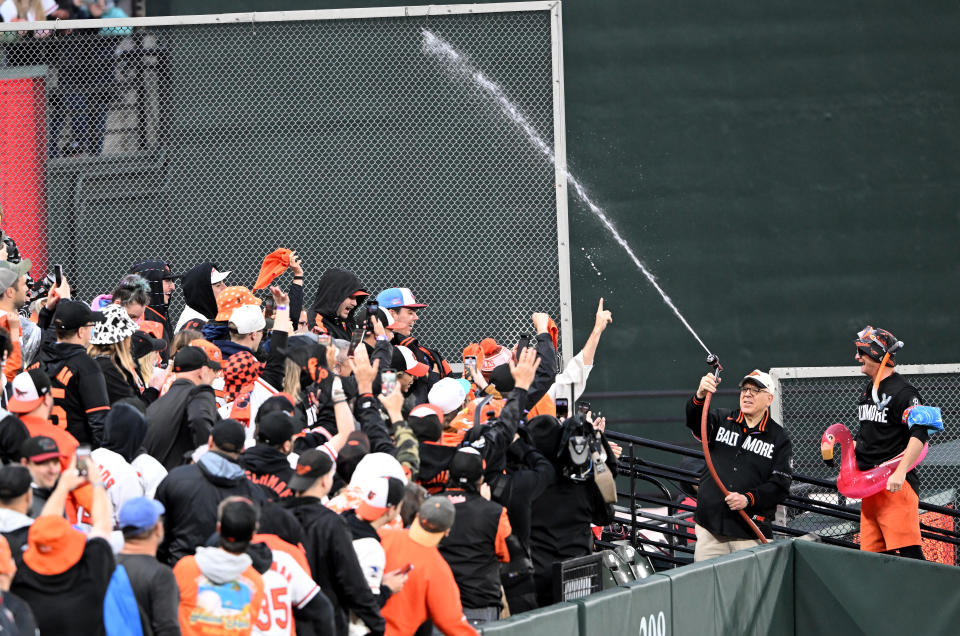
[919,530,960,546]
[610,430,960,519]
[770,526,859,549]
[618,464,696,486]
[616,519,699,542]
[617,457,700,480]
[582,389,739,400]
[632,510,696,528]
[783,500,860,522]
[637,551,692,566]
[783,495,862,516]
[592,539,693,564]
[629,535,696,554]
[619,492,695,512]
[606,431,704,458]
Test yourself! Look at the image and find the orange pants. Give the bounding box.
[860,481,921,552]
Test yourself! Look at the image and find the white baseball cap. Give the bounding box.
[356,476,405,521]
[428,377,467,415]
[229,304,266,335]
[740,370,774,393]
[210,268,231,285]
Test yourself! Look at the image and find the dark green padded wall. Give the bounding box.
[150,0,960,441]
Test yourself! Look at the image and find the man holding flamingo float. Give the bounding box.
[851,326,927,559]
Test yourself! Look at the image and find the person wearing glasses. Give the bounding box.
[684,369,793,561]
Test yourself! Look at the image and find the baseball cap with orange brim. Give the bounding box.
[8,369,52,414]
[393,346,428,378]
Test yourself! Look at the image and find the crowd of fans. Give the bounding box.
[0,236,620,635]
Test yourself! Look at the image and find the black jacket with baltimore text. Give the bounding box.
[685,396,793,540]
[854,372,927,493]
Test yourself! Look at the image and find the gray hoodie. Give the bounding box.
[0,508,33,534]
[194,546,253,584]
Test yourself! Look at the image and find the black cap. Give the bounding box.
[0,465,31,499]
[131,330,166,360]
[339,431,370,462]
[449,447,484,486]
[289,449,334,492]
[212,419,245,453]
[20,436,60,463]
[53,299,106,331]
[256,412,295,447]
[490,364,515,393]
[254,395,295,423]
[173,345,221,372]
[218,497,258,550]
[130,259,180,281]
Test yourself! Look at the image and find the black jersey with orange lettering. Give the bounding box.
[685,396,793,540]
[39,343,111,446]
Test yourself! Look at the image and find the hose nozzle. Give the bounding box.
[706,354,723,378]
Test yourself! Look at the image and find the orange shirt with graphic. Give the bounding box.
[174,554,265,636]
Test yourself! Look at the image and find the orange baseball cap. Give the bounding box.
[215,286,261,321]
[192,339,224,367]
[24,516,86,575]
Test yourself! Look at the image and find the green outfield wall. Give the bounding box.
[145,1,960,441]
[480,540,960,636]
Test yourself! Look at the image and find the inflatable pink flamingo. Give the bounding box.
[820,423,928,499]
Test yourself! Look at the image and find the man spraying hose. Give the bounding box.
[852,326,927,559]
[685,369,793,561]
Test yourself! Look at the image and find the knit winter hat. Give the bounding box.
[223,350,263,401]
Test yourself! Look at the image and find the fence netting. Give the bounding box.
[0,8,562,358]
[774,367,959,560]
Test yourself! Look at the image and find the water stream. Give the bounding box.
[422,30,712,355]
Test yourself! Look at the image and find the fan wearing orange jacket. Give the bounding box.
[380,496,478,636]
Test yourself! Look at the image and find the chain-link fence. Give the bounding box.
[0,5,571,359]
[771,364,960,551]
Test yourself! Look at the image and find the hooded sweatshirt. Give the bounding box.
[156,451,266,565]
[175,262,219,331]
[0,508,33,553]
[307,268,366,341]
[174,546,264,636]
[239,444,295,500]
[92,404,152,525]
[130,259,176,344]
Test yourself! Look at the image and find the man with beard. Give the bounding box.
[307,268,368,341]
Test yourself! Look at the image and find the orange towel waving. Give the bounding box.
[252,248,292,290]
[547,317,559,349]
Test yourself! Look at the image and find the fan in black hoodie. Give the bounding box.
[129,259,179,346]
[307,268,368,341]
[239,412,297,500]
[175,262,222,331]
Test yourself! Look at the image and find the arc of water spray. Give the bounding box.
[421,30,712,355]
